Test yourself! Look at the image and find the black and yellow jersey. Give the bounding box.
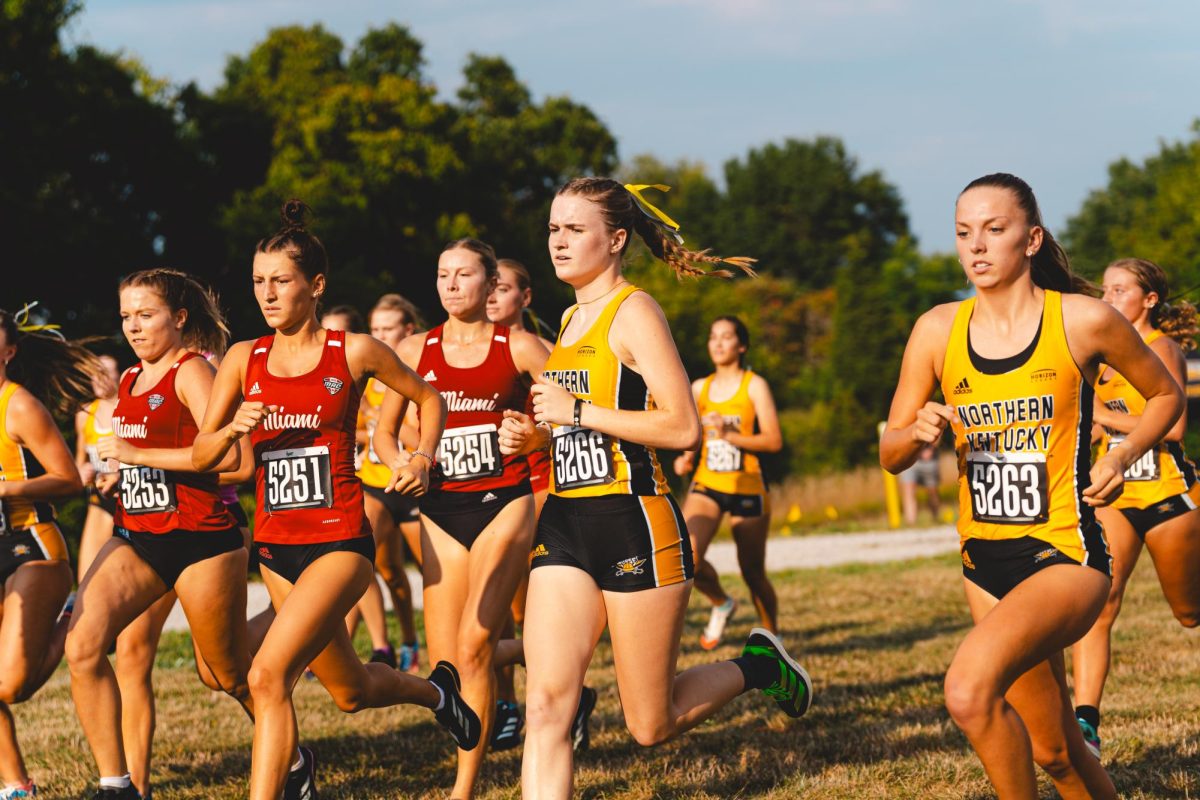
[693,370,765,496]
[0,382,56,531]
[941,290,1107,565]
[544,285,669,498]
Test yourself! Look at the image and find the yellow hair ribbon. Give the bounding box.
[12,301,64,338]
[623,184,682,233]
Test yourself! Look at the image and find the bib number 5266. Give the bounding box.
[119,465,177,515]
[553,426,615,490]
[967,452,1049,524]
[263,446,333,512]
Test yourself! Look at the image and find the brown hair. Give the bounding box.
[557,178,756,279]
[320,305,364,333]
[441,238,498,281]
[256,199,329,282]
[1107,258,1199,352]
[959,173,1095,295]
[119,269,230,357]
[497,258,531,291]
[371,293,424,331]
[0,308,103,416]
[712,315,750,367]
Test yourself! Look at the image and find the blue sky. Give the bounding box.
[71,0,1200,258]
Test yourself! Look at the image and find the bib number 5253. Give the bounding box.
[119,465,177,515]
[553,426,615,490]
[263,446,333,512]
[967,451,1049,525]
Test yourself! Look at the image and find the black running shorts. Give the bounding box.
[421,481,532,550]
[531,494,694,592]
[1118,492,1197,540]
[691,483,766,518]
[960,535,1111,600]
[114,526,244,589]
[256,536,376,585]
[363,483,421,526]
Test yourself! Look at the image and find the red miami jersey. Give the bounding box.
[244,329,369,544]
[112,352,234,534]
[417,323,530,493]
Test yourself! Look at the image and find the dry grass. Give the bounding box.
[17,551,1199,798]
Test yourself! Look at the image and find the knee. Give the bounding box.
[203,665,250,702]
[247,660,288,706]
[0,669,33,704]
[455,628,495,678]
[115,636,157,672]
[943,670,997,733]
[65,626,107,674]
[525,686,577,735]
[1031,739,1074,780]
[1173,608,1200,629]
[330,684,369,714]
[625,717,674,748]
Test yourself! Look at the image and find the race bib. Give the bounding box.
[437,424,502,482]
[263,446,333,512]
[552,426,615,490]
[86,444,104,473]
[118,464,177,515]
[1108,436,1159,482]
[366,420,383,465]
[705,438,744,473]
[967,451,1049,524]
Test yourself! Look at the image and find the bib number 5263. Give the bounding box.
[263,446,333,512]
[967,451,1049,524]
[552,426,615,490]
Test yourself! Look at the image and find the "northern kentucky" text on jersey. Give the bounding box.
[955,394,1054,453]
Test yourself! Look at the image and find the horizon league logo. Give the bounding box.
[323,377,344,395]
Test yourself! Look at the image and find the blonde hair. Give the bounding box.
[1108,258,1199,352]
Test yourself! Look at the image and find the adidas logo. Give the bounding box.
[952,377,972,395]
[424,370,437,382]
[248,382,262,396]
[482,492,498,503]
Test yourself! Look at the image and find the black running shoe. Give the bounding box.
[88,787,140,800]
[368,645,397,669]
[429,661,481,751]
[491,700,524,751]
[741,628,813,718]
[572,686,598,752]
[283,746,317,800]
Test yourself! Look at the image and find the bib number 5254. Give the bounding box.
[552,426,615,490]
[437,424,502,481]
[967,451,1049,525]
[263,446,333,512]
[118,465,177,515]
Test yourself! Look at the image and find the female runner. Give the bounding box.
[499,178,811,799]
[0,308,92,800]
[674,315,783,648]
[75,354,119,574]
[375,239,549,799]
[352,294,424,672]
[486,258,557,750]
[1071,258,1200,757]
[881,173,1183,799]
[66,269,254,800]
[193,201,478,800]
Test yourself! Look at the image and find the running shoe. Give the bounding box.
[1077,717,1101,760]
[397,642,420,674]
[429,661,481,751]
[700,598,737,650]
[572,686,598,752]
[0,780,35,798]
[741,628,813,718]
[491,700,524,751]
[88,787,140,800]
[283,746,317,800]
[369,645,397,669]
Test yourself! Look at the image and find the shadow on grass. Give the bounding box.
[802,616,969,657]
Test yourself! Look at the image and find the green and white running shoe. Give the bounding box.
[741,628,813,718]
[1077,717,1101,760]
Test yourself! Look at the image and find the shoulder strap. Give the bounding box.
[0,382,18,448]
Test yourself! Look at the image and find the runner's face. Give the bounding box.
[253,251,323,331]
[548,193,625,286]
[1101,267,1155,326]
[320,312,354,332]
[954,187,1040,290]
[119,286,185,361]
[92,355,119,398]
[437,248,492,319]
[708,320,745,367]
[487,265,530,326]
[369,308,413,349]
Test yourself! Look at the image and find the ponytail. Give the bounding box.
[119,268,230,357]
[0,304,103,416]
[557,178,756,280]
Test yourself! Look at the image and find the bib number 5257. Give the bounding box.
[263,446,333,512]
[705,438,743,473]
[118,465,177,515]
[967,451,1049,525]
[552,426,615,490]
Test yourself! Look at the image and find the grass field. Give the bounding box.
[19,551,1199,799]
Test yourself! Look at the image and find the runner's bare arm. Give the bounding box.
[881,304,958,473]
[193,340,274,471]
[0,387,82,501]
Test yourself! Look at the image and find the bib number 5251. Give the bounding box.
[967,451,1049,525]
[263,446,333,512]
[552,426,615,490]
[118,465,177,515]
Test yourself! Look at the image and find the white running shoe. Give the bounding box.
[700,598,736,650]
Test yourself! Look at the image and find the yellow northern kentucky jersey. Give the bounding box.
[1095,330,1199,509]
[356,378,393,489]
[0,382,56,531]
[942,291,1105,564]
[545,284,669,498]
[693,371,765,495]
[82,398,113,474]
